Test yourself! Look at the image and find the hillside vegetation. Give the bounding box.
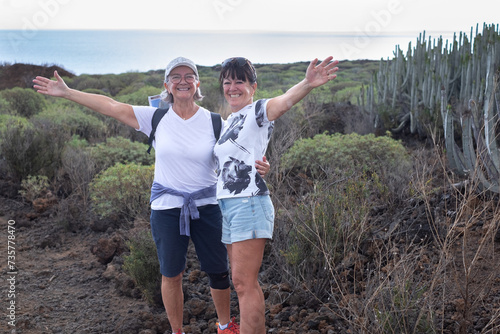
[1,23,500,333]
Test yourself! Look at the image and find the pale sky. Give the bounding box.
[1,0,498,35]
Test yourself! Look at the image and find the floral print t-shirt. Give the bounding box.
[214,99,274,199]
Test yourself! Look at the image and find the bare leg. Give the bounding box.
[162,273,184,333]
[211,287,231,326]
[227,239,266,333]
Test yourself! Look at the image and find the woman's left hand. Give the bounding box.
[305,56,339,88]
[256,156,270,177]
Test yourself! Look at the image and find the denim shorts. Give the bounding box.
[218,195,275,244]
[150,205,229,277]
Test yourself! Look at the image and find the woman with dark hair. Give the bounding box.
[33,56,270,334]
[214,56,339,333]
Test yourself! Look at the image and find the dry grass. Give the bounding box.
[266,117,500,333]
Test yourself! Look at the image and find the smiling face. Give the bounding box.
[219,57,258,112]
[222,76,257,112]
[164,66,199,102]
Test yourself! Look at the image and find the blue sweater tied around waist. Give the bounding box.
[150,181,217,236]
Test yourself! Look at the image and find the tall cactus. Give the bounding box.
[444,45,500,193]
[362,23,500,193]
[363,23,500,138]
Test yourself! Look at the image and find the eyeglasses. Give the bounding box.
[221,57,249,68]
[168,74,197,84]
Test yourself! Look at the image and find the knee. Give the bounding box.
[208,271,230,290]
[162,272,183,285]
[230,272,255,293]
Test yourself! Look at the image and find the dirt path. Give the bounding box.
[1,214,164,334]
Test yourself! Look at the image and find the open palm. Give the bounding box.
[33,71,69,97]
[305,56,339,88]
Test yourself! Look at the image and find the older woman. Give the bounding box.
[214,56,339,333]
[33,57,270,334]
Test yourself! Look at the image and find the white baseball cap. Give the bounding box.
[164,57,199,81]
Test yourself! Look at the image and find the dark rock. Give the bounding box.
[90,235,124,264]
[185,297,207,316]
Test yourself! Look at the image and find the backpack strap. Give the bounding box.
[210,112,222,141]
[147,108,169,154]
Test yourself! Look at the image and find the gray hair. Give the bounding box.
[161,56,203,103]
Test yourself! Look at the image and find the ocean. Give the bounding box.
[0,29,454,75]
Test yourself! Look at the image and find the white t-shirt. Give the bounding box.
[213,99,274,199]
[133,105,219,210]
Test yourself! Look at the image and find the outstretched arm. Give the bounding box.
[33,71,139,129]
[266,57,339,121]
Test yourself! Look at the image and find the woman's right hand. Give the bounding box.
[33,70,69,98]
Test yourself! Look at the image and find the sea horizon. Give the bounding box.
[1,29,457,75]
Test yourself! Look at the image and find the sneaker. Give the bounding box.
[217,317,240,334]
[174,329,183,334]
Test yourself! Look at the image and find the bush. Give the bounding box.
[19,175,50,203]
[32,108,106,142]
[123,229,161,305]
[0,97,12,115]
[60,136,96,206]
[197,76,225,114]
[66,75,107,94]
[0,116,66,180]
[89,163,154,221]
[90,136,154,172]
[281,132,412,200]
[275,175,372,300]
[116,85,161,105]
[0,87,46,117]
[81,88,112,97]
[0,114,29,129]
[334,84,363,104]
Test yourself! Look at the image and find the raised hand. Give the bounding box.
[33,70,69,97]
[305,56,339,88]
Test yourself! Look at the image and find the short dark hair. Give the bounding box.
[219,57,257,88]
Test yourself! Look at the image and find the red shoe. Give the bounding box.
[174,329,183,334]
[217,317,240,333]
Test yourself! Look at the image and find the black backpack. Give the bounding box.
[147,108,222,154]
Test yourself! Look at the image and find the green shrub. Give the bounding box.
[66,75,106,94]
[377,104,402,130]
[0,114,29,129]
[0,116,66,180]
[197,76,225,113]
[65,134,89,149]
[123,229,161,305]
[102,117,147,143]
[277,175,372,299]
[374,279,434,333]
[89,163,154,221]
[116,85,162,105]
[281,132,412,199]
[19,175,50,202]
[67,72,149,96]
[0,87,46,118]
[0,114,30,148]
[90,136,154,172]
[32,108,106,141]
[81,88,112,97]
[334,84,363,104]
[0,97,12,115]
[254,88,284,101]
